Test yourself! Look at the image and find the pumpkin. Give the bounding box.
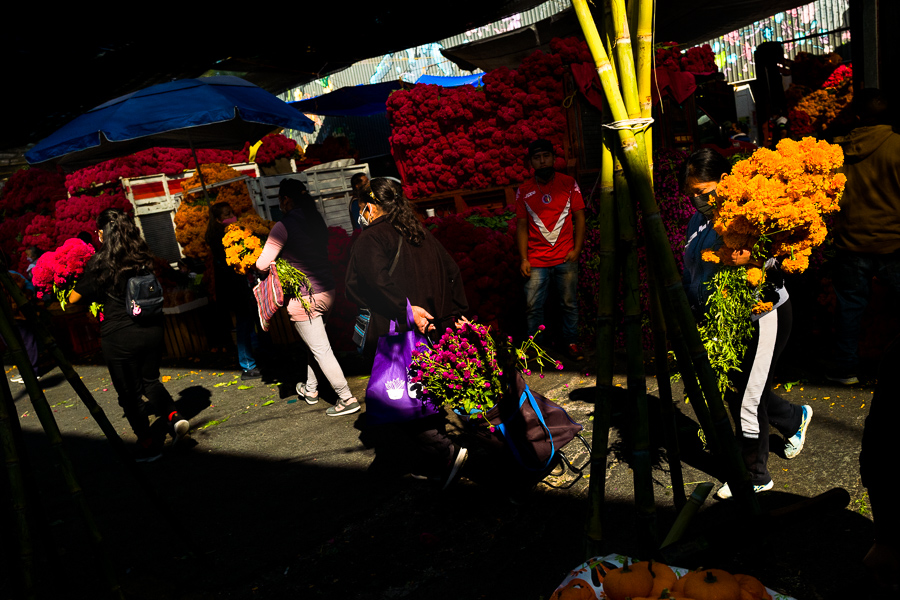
[734,574,772,600]
[681,569,741,600]
[602,559,654,600]
[636,561,677,596]
[549,579,598,600]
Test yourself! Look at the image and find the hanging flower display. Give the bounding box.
[699,137,846,392]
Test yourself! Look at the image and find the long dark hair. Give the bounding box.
[364,178,425,246]
[205,202,233,251]
[86,208,155,290]
[279,179,329,247]
[680,148,732,188]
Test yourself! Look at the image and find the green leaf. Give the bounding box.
[237,385,253,390]
[783,380,800,392]
[262,400,275,406]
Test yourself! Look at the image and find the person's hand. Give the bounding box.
[520,258,531,277]
[564,249,581,263]
[411,305,435,334]
[454,316,471,330]
[721,249,751,266]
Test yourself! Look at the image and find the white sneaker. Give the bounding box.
[716,479,774,500]
[784,405,813,459]
[10,374,24,384]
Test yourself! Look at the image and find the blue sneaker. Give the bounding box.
[784,405,813,459]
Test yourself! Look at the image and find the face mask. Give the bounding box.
[535,167,556,181]
[221,216,237,225]
[691,191,716,219]
[358,205,371,228]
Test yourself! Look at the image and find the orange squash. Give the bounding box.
[602,559,654,600]
[681,569,741,600]
[734,574,772,600]
[549,579,598,600]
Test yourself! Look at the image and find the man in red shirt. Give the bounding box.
[516,139,586,360]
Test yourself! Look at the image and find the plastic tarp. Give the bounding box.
[26,76,315,167]
[290,82,404,117]
[415,73,485,87]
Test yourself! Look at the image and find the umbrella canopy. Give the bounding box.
[25,76,315,169]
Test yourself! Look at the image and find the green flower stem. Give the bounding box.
[276,258,314,313]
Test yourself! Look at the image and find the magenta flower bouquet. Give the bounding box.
[409,321,561,429]
[31,238,96,311]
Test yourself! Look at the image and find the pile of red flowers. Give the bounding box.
[388,37,590,199]
[655,42,718,75]
[0,168,68,273]
[31,238,95,307]
[425,207,523,335]
[786,54,854,137]
[254,134,299,165]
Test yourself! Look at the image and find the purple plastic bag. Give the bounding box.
[365,300,438,426]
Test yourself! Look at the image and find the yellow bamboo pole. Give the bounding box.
[635,0,654,167]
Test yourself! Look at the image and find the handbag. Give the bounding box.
[365,299,438,426]
[252,265,283,331]
[472,372,583,472]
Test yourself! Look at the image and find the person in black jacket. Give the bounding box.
[346,177,469,487]
[69,209,189,462]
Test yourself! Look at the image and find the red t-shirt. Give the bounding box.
[515,173,585,267]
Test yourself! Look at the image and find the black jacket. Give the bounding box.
[345,216,467,350]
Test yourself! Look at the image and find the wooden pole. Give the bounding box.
[0,288,123,599]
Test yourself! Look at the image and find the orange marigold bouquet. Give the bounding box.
[709,136,846,275]
[698,137,845,393]
[222,224,263,275]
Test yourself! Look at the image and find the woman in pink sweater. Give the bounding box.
[256,179,359,417]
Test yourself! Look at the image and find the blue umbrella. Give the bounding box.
[25,76,315,169]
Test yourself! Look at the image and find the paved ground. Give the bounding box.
[0,340,881,599]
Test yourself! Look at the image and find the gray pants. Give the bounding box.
[293,317,352,401]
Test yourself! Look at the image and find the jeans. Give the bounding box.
[235,311,258,371]
[832,249,900,372]
[524,260,578,344]
[294,316,352,401]
[102,324,176,440]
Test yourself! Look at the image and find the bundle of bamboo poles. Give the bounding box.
[573,0,759,558]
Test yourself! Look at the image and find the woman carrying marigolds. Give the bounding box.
[680,148,812,500]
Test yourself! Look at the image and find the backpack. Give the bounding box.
[125,270,164,319]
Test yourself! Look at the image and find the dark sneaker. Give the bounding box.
[567,343,584,361]
[825,372,858,385]
[168,411,190,446]
[241,367,262,380]
[441,446,468,490]
[296,383,319,405]
[134,437,164,463]
[325,398,361,417]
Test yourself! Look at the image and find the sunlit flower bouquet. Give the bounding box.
[223,224,314,312]
[699,137,845,392]
[409,321,562,430]
[31,238,103,317]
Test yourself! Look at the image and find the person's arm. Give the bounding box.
[565,209,585,262]
[517,218,530,277]
[255,222,287,271]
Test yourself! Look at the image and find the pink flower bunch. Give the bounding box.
[55,188,132,244]
[31,238,95,306]
[409,319,505,428]
[254,134,298,164]
[388,38,586,199]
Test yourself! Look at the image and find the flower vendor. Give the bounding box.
[69,209,190,462]
[680,148,812,500]
[255,179,359,417]
[345,177,469,487]
[829,89,900,386]
[206,202,262,381]
[515,138,585,361]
